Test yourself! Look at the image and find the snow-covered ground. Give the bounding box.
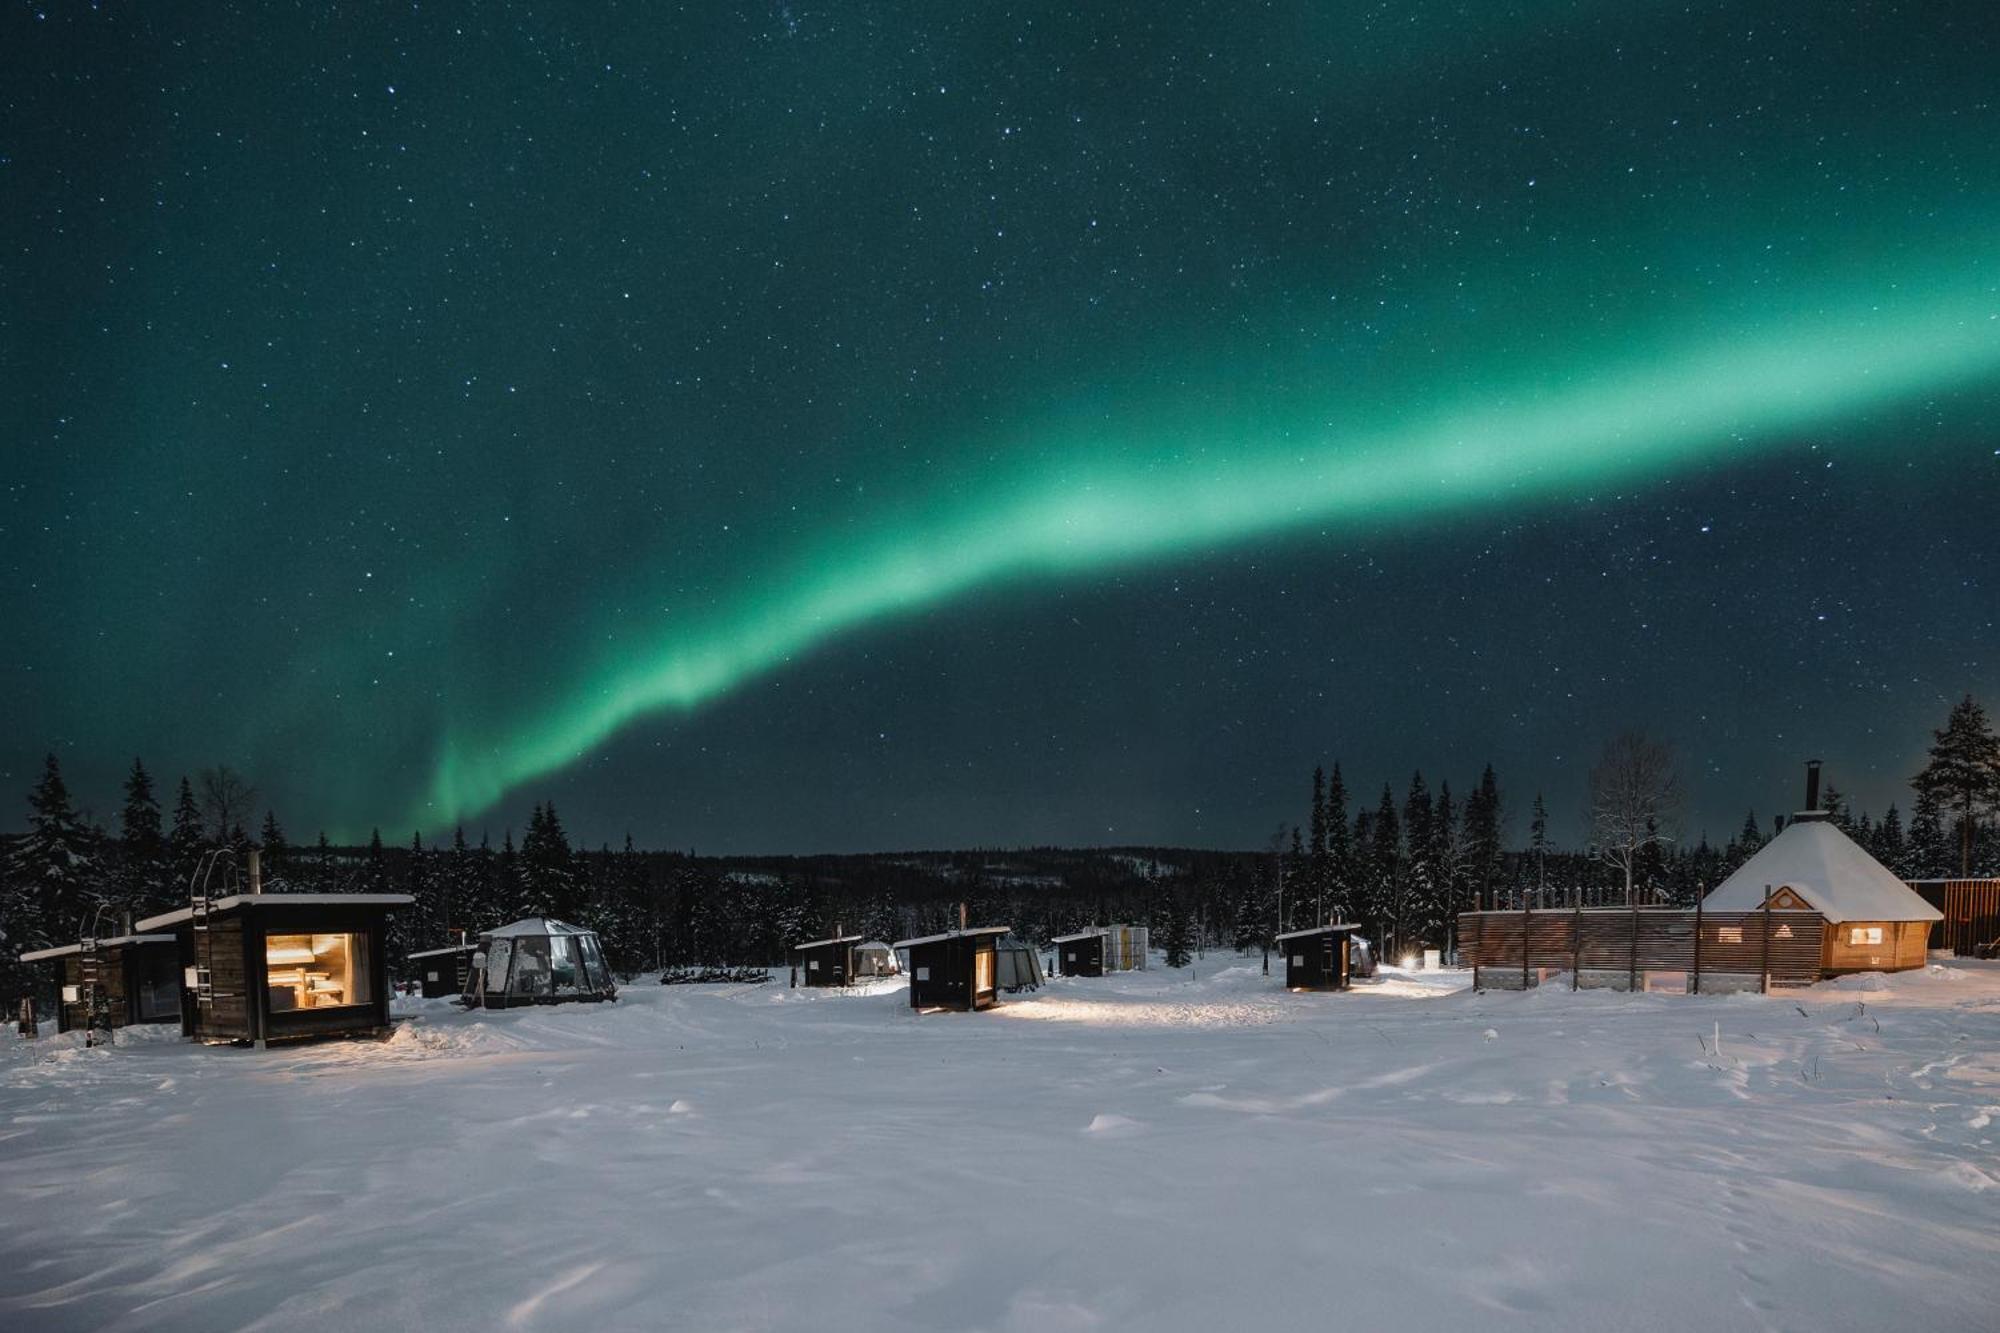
[3,958,1997,1332]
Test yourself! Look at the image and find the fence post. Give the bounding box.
[1521,896,1531,991]
[1571,897,1581,991]
[1629,899,1640,992]
[1691,884,1704,995]
[1760,886,1773,995]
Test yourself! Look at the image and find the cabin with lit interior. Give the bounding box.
[407,942,479,998]
[18,933,182,1034]
[793,933,862,987]
[893,926,1009,1011]
[137,893,411,1045]
[1702,763,1941,975]
[1277,924,1359,992]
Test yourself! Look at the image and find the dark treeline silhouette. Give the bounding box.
[4,695,1996,1004]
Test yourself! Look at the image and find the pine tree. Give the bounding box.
[1370,784,1402,956]
[168,776,206,898]
[362,829,391,894]
[1323,762,1353,922]
[7,755,103,950]
[1875,804,1907,876]
[1159,894,1195,968]
[1402,772,1436,950]
[1307,766,1329,924]
[117,758,172,916]
[496,829,523,919]
[1528,793,1551,901]
[1461,764,1503,914]
[257,810,288,891]
[1912,694,2000,875]
[1906,788,1950,880]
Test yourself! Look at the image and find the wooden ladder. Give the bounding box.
[78,936,109,1044]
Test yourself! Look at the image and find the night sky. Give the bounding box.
[5,3,1997,853]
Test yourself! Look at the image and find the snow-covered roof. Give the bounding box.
[19,934,176,963]
[1275,924,1359,942]
[1051,930,1107,944]
[136,894,415,931]
[793,934,864,951]
[407,943,479,959]
[855,940,896,952]
[485,917,596,939]
[1703,818,1943,924]
[892,926,1012,949]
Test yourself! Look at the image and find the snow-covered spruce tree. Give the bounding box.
[1158,894,1195,968]
[1402,772,1436,949]
[258,810,288,891]
[9,755,104,947]
[1461,764,1503,914]
[1527,792,1552,904]
[1873,804,1907,875]
[117,757,173,917]
[1911,693,2000,876]
[1367,784,1402,955]
[167,776,206,898]
[1323,762,1354,922]
[1307,766,1329,924]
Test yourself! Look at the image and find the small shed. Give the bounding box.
[18,933,182,1035]
[793,933,862,987]
[854,940,900,977]
[1053,930,1106,977]
[407,942,479,998]
[1276,924,1359,992]
[893,926,1010,1011]
[1704,811,1941,974]
[136,892,412,1046]
[464,918,618,1008]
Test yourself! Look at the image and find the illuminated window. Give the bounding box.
[974,949,995,996]
[266,933,371,1011]
[1849,926,1883,946]
[1717,926,1743,944]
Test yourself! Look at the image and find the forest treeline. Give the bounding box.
[3,696,1996,999]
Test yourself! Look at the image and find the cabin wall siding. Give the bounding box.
[1460,909,1827,989]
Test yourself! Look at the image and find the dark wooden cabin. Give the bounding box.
[18,934,181,1035]
[137,893,411,1046]
[893,927,1009,1011]
[1277,924,1358,992]
[1053,930,1106,977]
[407,942,478,998]
[793,934,862,987]
[1907,878,2000,956]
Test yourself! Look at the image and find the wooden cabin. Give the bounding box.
[793,934,862,987]
[1276,924,1359,992]
[18,933,181,1035]
[407,942,478,998]
[136,893,411,1046]
[893,927,1009,1011]
[1702,777,1939,976]
[463,918,617,1007]
[1053,930,1106,977]
[1907,878,2000,957]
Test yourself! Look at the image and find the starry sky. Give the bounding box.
[5,2,1998,853]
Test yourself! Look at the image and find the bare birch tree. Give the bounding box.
[1587,732,1682,905]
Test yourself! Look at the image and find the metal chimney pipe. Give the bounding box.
[248,848,263,895]
[1804,759,1822,812]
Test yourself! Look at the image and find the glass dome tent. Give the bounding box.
[463,918,617,1008]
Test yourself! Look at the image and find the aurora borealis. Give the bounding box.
[6,2,1999,850]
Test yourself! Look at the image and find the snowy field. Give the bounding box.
[3,959,1997,1333]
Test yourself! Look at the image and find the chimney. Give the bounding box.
[1804,759,1822,813]
[959,901,968,931]
[248,848,263,895]
[121,910,135,936]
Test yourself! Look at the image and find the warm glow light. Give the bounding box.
[1400,955,1418,970]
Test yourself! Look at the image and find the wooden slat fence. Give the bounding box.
[1458,908,1824,992]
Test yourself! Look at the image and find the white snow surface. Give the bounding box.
[3,959,1997,1331]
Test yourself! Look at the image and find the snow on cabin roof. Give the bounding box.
[19,934,176,962]
[792,934,864,951]
[135,894,415,931]
[891,926,1012,949]
[1051,930,1108,944]
[406,943,479,959]
[1274,924,1359,941]
[1703,817,1942,924]
[485,917,596,939]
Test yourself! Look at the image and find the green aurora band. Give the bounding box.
[419,272,2000,827]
